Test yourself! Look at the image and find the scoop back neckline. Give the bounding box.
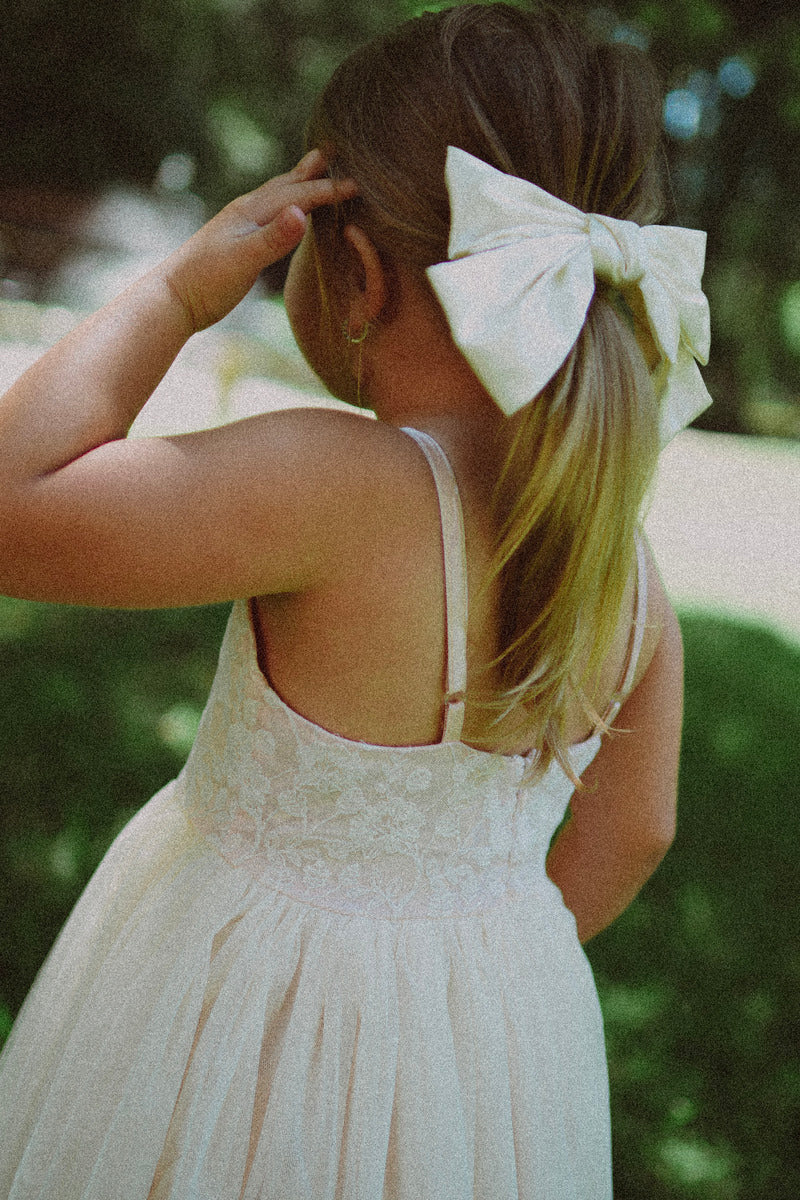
[241,599,600,767]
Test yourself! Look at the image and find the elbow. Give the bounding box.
[634,780,678,870]
[655,797,678,857]
[638,818,676,873]
[616,809,676,879]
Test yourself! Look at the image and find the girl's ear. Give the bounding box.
[342,224,388,331]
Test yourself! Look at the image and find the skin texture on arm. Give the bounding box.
[0,403,425,608]
[546,575,684,944]
[0,154,364,607]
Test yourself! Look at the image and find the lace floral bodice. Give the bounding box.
[178,600,601,920]
[177,427,645,922]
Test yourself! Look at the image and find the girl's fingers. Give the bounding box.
[273,205,307,247]
[290,148,328,180]
[291,175,358,211]
[241,205,307,270]
[161,157,357,327]
[239,174,357,228]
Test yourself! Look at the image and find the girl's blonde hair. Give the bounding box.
[307,3,664,777]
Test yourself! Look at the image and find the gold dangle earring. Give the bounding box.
[343,320,372,408]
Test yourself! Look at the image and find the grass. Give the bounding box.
[1,597,798,1195]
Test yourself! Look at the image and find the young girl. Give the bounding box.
[0,4,710,1197]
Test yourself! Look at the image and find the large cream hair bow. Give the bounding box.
[426,147,712,444]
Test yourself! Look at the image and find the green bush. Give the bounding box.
[0,598,229,1019]
[1,599,798,1194]
[589,615,800,1199]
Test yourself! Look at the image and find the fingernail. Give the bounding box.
[287,205,306,228]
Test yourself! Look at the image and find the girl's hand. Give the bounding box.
[0,149,367,610]
[161,150,356,333]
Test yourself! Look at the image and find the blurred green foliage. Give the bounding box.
[2,0,800,434]
[0,596,798,1194]
[589,614,800,1198]
[0,599,229,1024]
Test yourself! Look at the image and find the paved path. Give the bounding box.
[645,431,800,645]
[2,307,798,644]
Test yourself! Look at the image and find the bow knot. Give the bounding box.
[588,214,646,287]
[426,147,712,445]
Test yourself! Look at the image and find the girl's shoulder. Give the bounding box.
[243,405,441,508]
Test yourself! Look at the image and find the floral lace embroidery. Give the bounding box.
[179,603,600,919]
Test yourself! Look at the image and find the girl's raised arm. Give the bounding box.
[0,154,370,609]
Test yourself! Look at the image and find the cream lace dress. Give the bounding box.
[0,427,646,1199]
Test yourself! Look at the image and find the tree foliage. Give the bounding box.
[2,0,799,433]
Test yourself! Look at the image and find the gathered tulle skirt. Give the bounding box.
[0,782,611,1200]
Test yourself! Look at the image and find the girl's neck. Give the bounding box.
[363,271,508,474]
[370,378,508,503]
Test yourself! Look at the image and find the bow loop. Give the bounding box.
[426,147,712,444]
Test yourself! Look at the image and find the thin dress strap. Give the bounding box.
[602,531,649,726]
[401,427,468,743]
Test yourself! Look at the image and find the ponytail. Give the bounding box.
[309,4,667,770]
[484,293,659,777]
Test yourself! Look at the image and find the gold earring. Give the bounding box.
[343,321,372,407]
[342,320,371,345]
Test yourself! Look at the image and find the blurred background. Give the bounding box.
[1,0,798,1196]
